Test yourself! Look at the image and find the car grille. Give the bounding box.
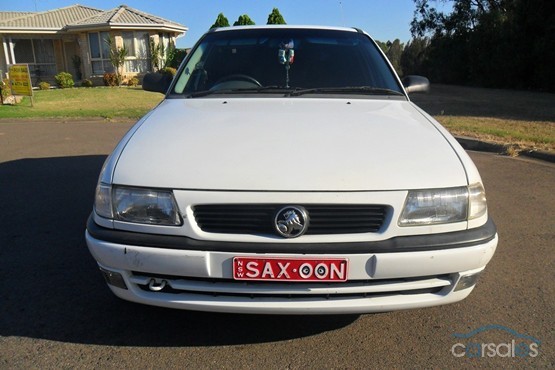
[130,272,453,299]
[192,204,388,235]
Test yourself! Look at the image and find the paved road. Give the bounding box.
[0,121,553,369]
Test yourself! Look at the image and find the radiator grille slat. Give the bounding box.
[193,204,388,235]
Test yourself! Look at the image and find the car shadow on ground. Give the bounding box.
[0,156,359,347]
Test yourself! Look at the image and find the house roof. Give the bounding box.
[0,12,34,22]
[0,5,102,31]
[68,5,187,32]
[0,4,187,34]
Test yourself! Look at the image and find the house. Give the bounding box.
[0,4,187,85]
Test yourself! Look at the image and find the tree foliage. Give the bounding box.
[374,40,388,53]
[105,37,127,86]
[149,38,164,72]
[267,8,286,24]
[400,37,429,77]
[376,39,404,76]
[211,13,230,29]
[409,0,555,91]
[385,39,404,76]
[234,14,255,26]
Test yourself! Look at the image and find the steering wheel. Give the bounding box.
[211,74,262,90]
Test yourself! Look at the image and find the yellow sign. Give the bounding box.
[9,64,33,96]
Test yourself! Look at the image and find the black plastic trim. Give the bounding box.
[87,214,497,254]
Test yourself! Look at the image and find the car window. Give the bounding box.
[172,28,403,96]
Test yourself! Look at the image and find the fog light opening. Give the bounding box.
[454,271,482,292]
[99,267,128,290]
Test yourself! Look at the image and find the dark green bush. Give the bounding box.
[81,79,93,88]
[103,73,118,87]
[38,81,50,90]
[54,72,74,88]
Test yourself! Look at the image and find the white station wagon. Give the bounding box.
[86,26,498,314]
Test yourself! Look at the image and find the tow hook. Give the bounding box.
[148,278,167,291]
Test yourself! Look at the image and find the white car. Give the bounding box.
[86,25,498,314]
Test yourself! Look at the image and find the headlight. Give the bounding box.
[94,185,182,226]
[399,186,468,226]
[399,184,487,226]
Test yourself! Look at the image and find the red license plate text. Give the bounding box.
[233,257,348,282]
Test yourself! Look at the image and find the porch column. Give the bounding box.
[2,37,11,72]
[8,37,16,65]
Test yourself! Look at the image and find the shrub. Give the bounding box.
[127,77,139,87]
[1,78,11,101]
[38,81,50,90]
[168,48,188,69]
[54,72,74,88]
[160,67,177,77]
[103,73,118,86]
[81,79,94,88]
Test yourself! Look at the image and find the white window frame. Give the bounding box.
[122,31,151,73]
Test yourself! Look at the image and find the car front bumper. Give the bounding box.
[86,216,497,314]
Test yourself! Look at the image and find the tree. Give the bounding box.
[410,0,504,37]
[408,0,555,91]
[149,38,164,72]
[385,39,404,76]
[105,37,127,86]
[375,39,404,76]
[233,14,255,26]
[267,8,286,24]
[211,13,230,29]
[400,37,429,76]
[374,40,388,53]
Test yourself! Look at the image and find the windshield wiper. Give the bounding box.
[187,86,292,98]
[287,86,405,97]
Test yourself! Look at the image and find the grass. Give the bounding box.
[0,87,162,119]
[1,84,554,153]
[411,84,555,153]
[437,116,555,152]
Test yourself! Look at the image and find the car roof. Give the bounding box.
[209,25,360,34]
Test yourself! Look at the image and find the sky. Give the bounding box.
[1,0,426,48]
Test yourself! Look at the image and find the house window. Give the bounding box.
[159,32,171,57]
[88,32,113,75]
[12,38,57,79]
[122,31,150,73]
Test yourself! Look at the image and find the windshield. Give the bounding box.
[172,28,404,97]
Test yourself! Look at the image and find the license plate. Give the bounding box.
[232,257,348,282]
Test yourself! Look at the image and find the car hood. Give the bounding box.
[113,98,467,191]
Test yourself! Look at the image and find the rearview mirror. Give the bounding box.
[142,72,173,94]
[402,75,430,94]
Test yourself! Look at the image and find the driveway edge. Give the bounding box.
[455,136,555,163]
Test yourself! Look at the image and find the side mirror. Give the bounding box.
[402,75,430,94]
[142,72,173,94]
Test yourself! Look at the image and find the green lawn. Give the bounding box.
[0,87,162,119]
